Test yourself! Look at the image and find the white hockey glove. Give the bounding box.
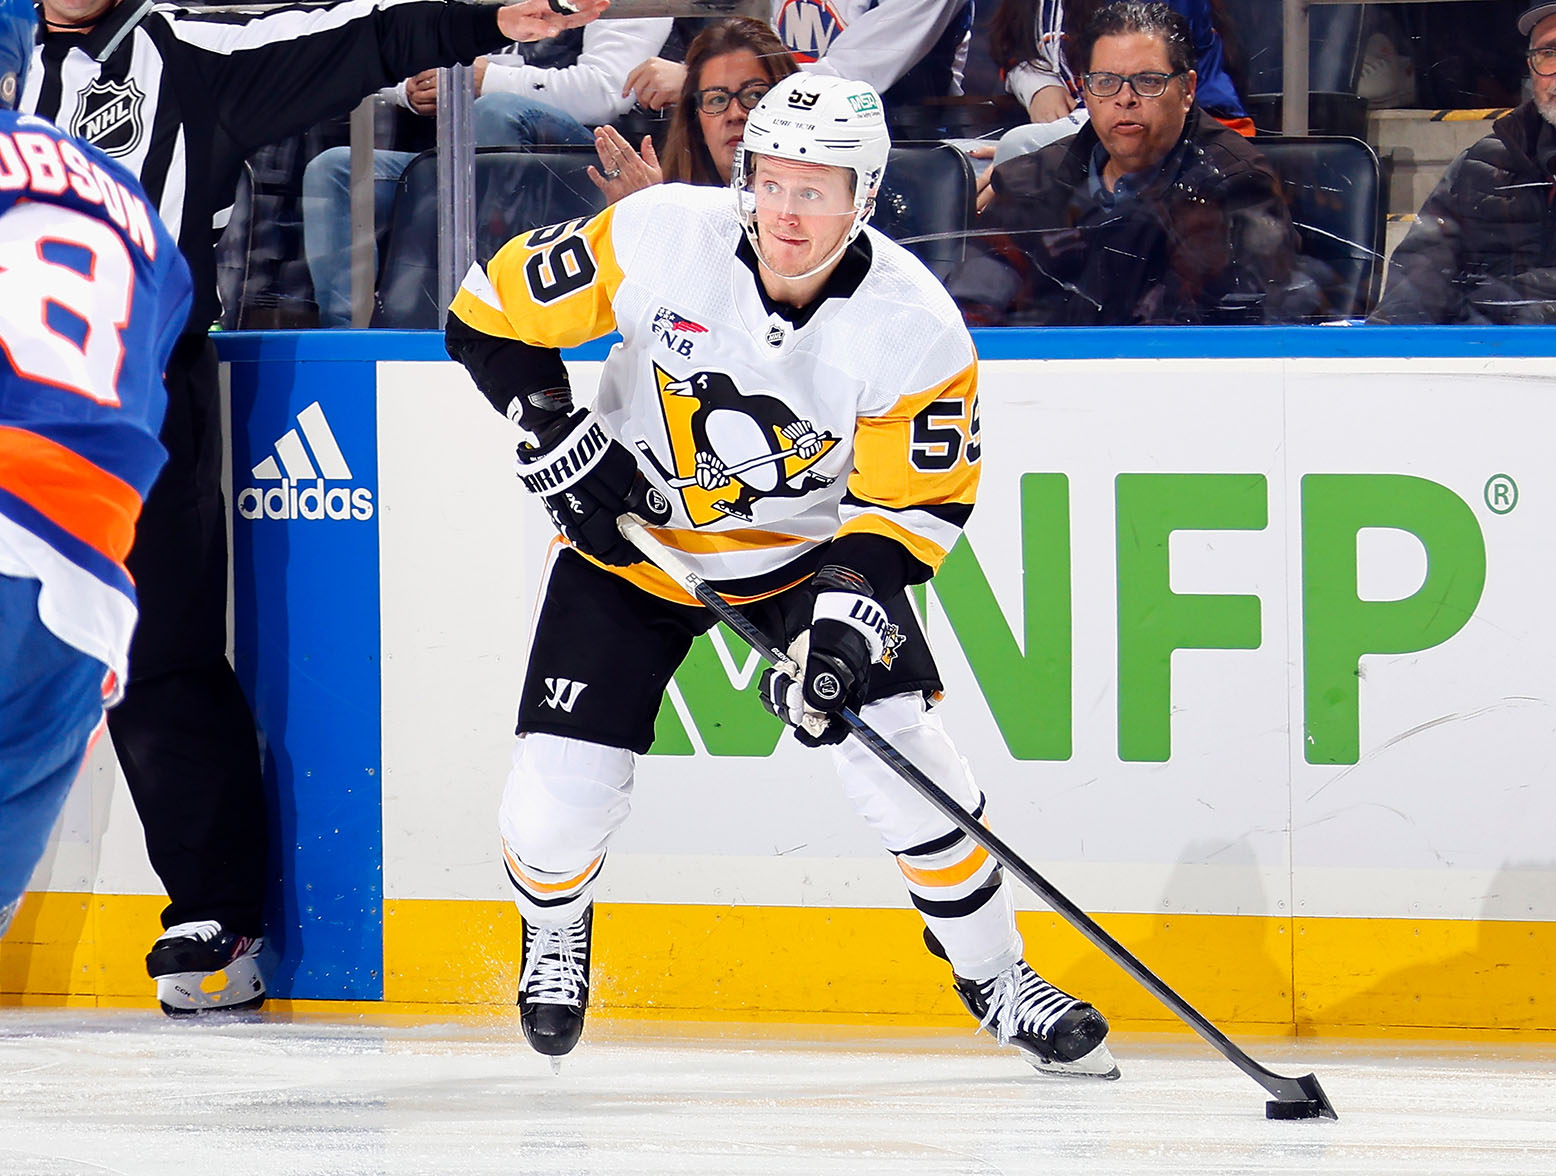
[758,566,891,747]
[516,408,671,566]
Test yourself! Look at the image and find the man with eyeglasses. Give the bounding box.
[1372,2,1556,324]
[951,1,1305,326]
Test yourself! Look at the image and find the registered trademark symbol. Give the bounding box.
[1484,473,1518,515]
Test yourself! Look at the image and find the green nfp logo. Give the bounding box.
[650,473,1488,767]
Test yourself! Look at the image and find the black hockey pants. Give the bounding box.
[106,334,268,938]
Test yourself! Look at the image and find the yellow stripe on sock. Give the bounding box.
[502,845,602,895]
[897,844,990,889]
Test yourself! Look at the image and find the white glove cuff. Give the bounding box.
[812,591,887,664]
[514,409,608,495]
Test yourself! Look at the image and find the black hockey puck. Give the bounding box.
[1266,1098,1331,1120]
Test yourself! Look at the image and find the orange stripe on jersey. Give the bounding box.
[898,843,990,888]
[654,525,810,558]
[481,206,627,349]
[503,844,603,895]
[576,540,810,608]
[0,425,141,561]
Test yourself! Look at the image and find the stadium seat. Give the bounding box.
[875,143,977,281]
[374,143,976,328]
[374,146,606,329]
[1254,135,1385,320]
[1244,91,1370,140]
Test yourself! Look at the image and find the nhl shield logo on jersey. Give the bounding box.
[71,77,147,158]
[637,363,840,526]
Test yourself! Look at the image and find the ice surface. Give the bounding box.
[2,1009,1554,1175]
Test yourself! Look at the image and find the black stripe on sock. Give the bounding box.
[892,794,987,858]
[909,871,1003,919]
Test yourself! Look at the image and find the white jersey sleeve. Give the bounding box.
[477,18,673,127]
[794,0,968,94]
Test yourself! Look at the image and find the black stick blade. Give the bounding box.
[1265,1072,1338,1121]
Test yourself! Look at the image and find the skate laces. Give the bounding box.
[158,920,224,943]
[520,919,588,1007]
[975,962,1078,1047]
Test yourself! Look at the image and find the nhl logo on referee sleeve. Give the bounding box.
[71,77,147,158]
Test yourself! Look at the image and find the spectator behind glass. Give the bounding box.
[589,18,798,202]
[1371,2,1556,324]
[304,18,672,328]
[952,1,1306,325]
[620,0,970,121]
[971,0,1249,210]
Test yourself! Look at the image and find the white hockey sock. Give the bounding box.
[832,695,1023,981]
[503,842,602,927]
[895,808,1022,982]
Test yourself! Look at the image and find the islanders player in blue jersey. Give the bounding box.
[0,0,193,939]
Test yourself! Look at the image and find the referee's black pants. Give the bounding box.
[106,333,267,940]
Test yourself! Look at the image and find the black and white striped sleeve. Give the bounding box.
[166,0,510,152]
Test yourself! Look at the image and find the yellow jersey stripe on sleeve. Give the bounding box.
[843,360,980,569]
[836,513,953,572]
[448,265,519,339]
[481,205,627,350]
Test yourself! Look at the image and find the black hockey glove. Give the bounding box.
[516,408,671,566]
[758,566,892,747]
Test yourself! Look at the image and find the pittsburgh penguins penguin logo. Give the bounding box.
[638,364,840,525]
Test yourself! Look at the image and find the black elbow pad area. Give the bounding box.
[445,313,572,425]
[823,533,930,603]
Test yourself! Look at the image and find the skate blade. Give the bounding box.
[154,956,266,1015]
[549,1057,564,1076]
[1024,1040,1122,1081]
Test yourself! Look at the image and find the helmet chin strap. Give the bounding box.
[741,194,874,286]
[743,220,856,285]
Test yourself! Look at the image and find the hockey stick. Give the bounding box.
[616,512,1338,1121]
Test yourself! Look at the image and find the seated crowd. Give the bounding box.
[218,0,1551,330]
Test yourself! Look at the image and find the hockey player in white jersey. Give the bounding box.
[444,72,1117,1079]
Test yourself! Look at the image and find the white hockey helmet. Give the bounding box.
[733,73,892,278]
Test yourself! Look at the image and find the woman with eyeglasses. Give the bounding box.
[968,0,1248,210]
[588,19,798,203]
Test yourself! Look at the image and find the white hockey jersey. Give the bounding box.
[450,183,980,608]
[774,0,972,99]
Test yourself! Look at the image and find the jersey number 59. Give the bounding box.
[910,393,981,471]
[522,219,597,305]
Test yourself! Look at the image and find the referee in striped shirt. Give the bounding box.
[22,0,606,1014]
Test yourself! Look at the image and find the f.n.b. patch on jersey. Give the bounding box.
[638,362,840,527]
[71,78,146,159]
[651,306,708,357]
